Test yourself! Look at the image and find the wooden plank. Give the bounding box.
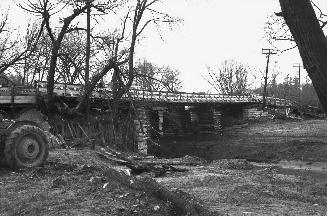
[0,96,11,103]
[14,96,37,104]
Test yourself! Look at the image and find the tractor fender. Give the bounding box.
[16,109,50,132]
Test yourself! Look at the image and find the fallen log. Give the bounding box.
[98,147,153,174]
[103,166,219,216]
[94,147,216,214]
[98,147,188,176]
[139,158,205,166]
[96,151,128,165]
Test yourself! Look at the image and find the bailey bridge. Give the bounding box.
[0,81,296,153]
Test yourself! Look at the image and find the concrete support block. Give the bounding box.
[134,107,150,154]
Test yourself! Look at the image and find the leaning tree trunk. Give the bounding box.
[279,0,327,113]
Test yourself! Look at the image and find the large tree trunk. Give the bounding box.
[279,0,327,112]
[47,44,60,114]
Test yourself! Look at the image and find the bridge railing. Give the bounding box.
[118,89,260,103]
[0,81,296,106]
[36,81,259,103]
[0,86,37,96]
[253,95,294,107]
[37,82,83,97]
[15,86,38,95]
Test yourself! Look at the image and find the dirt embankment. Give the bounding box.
[1,150,219,216]
[2,150,327,216]
[0,151,179,216]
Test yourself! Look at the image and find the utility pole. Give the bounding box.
[293,63,302,105]
[85,0,91,91]
[84,0,91,116]
[262,48,277,110]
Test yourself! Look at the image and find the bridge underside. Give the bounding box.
[134,102,271,154]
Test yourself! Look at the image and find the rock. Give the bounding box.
[52,176,68,188]
[153,205,160,211]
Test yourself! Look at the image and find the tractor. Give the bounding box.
[0,75,49,169]
[0,118,49,168]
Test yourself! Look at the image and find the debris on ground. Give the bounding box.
[157,159,327,215]
[0,149,217,216]
[2,119,327,215]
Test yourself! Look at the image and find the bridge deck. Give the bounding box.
[0,82,294,107]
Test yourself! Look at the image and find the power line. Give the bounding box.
[293,63,303,105]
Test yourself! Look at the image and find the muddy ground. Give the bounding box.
[1,119,327,215]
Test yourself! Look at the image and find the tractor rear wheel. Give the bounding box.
[4,125,49,168]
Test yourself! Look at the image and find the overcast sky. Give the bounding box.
[136,0,305,92]
[1,0,326,92]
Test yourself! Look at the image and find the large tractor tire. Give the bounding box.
[4,125,49,168]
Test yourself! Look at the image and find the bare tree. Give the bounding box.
[20,0,122,110]
[102,1,180,102]
[20,0,91,107]
[134,60,182,92]
[83,0,180,129]
[19,29,93,86]
[205,59,250,96]
[265,1,327,53]
[56,31,91,84]
[16,27,53,86]
[264,14,296,53]
[20,0,179,115]
[0,13,43,75]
